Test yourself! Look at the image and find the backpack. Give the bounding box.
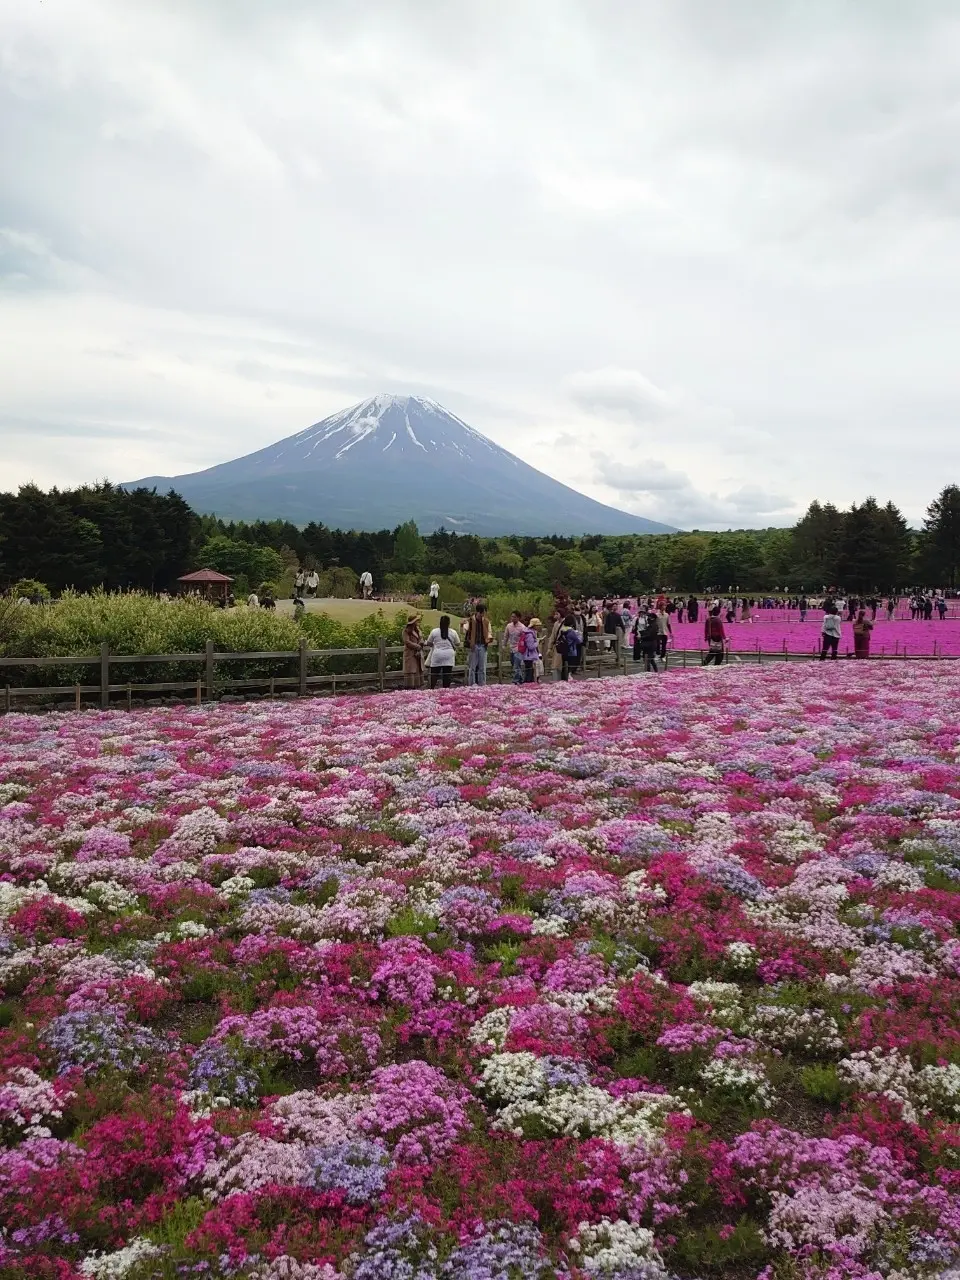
[557,627,582,660]
[519,627,538,658]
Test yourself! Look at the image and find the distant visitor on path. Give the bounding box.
[464,603,493,687]
[638,610,661,672]
[429,581,440,611]
[247,590,259,609]
[820,605,842,660]
[424,615,460,689]
[360,570,373,600]
[853,608,873,659]
[306,570,320,598]
[294,569,305,596]
[402,613,423,689]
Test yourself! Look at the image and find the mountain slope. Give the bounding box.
[126,395,675,535]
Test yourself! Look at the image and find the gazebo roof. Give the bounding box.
[177,568,234,583]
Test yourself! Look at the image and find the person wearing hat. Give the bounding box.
[518,615,542,684]
[402,613,424,688]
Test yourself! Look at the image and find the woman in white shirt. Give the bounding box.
[424,615,461,688]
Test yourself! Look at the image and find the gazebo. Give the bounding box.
[177,569,234,602]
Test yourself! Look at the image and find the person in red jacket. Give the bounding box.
[702,606,727,666]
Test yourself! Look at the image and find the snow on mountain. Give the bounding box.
[125,395,675,536]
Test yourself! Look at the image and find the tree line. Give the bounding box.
[2,480,960,598]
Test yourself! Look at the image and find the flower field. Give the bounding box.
[670,618,960,658]
[2,668,960,1279]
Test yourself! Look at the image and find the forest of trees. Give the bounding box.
[2,480,960,599]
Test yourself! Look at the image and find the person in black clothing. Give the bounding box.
[603,602,624,656]
[687,596,699,624]
[638,611,660,672]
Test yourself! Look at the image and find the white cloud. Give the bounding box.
[1,0,960,526]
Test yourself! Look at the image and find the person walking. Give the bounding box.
[247,590,259,609]
[503,611,525,685]
[638,610,660,672]
[687,595,699,625]
[886,597,896,621]
[424,615,460,688]
[294,569,306,596]
[464,603,492,686]
[359,570,373,600]
[402,613,424,689]
[306,569,320,598]
[702,606,726,666]
[938,595,948,620]
[852,608,873,659]
[820,606,842,660]
[429,581,440,612]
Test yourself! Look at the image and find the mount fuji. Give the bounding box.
[126,395,675,536]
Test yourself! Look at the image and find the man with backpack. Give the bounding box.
[555,613,584,681]
[702,606,727,666]
[464,603,493,686]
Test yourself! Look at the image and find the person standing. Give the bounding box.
[424,615,460,689]
[502,611,525,685]
[687,595,699,625]
[306,569,320,598]
[852,608,873,659]
[820,606,842,660]
[429,581,440,611]
[464,603,492,686]
[702,606,726,666]
[294,569,306,596]
[247,590,260,609]
[359,570,373,600]
[799,595,808,623]
[886,597,896,621]
[938,595,948,620]
[555,614,584,680]
[656,606,672,663]
[402,614,424,689]
[518,616,541,684]
[638,610,660,672]
[603,601,624,656]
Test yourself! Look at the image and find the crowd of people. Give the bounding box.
[397,587,960,688]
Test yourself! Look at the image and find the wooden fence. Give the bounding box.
[0,640,956,713]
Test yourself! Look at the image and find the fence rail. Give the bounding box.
[0,639,957,714]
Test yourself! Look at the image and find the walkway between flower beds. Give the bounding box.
[1,640,956,713]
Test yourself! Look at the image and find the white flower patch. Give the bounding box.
[748,1004,844,1055]
[701,1057,776,1108]
[568,1218,671,1277]
[838,1049,919,1123]
[84,880,139,914]
[725,941,758,971]
[468,1007,514,1051]
[218,873,256,900]
[687,981,743,1014]
[80,1239,164,1279]
[530,915,569,938]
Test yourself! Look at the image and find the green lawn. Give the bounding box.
[272,597,445,628]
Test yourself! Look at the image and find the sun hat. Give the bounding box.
[407,612,420,622]
[529,617,542,628]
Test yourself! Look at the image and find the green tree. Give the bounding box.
[391,520,426,573]
[922,485,960,587]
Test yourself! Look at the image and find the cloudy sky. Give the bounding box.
[3,0,960,530]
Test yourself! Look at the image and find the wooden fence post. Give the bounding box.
[196,678,202,706]
[75,684,81,712]
[100,642,110,709]
[377,637,386,692]
[126,682,132,712]
[205,639,215,702]
[4,686,9,715]
[299,639,308,697]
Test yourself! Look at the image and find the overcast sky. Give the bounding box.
[3,1,960,530]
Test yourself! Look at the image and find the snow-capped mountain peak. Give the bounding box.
[266,395,510,467]
[124,394,675,535]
